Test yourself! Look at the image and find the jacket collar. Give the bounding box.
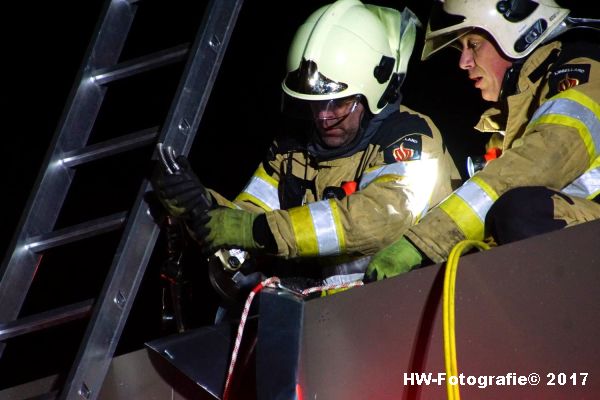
[475,41,563,139]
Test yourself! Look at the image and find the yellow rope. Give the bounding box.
[443,240,491,400]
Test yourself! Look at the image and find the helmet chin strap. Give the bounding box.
[498,61,523,102]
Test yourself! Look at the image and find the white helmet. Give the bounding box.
[421,0,570,60]
[282,0,421,114]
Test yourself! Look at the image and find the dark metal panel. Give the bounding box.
[256,289,304,400]
[99,349,213,400]
[0,348,209,400]
[299,259,444,400]
[0,375,59,400]
[145,322,234,398]
[146,315,265,400]
[298,219,600,399]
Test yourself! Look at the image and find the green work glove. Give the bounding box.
[365,237,425,282]
[194,208,264,254]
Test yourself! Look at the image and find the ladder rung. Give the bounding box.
[0,300,94,342]
[91,43,189,85]
[25,212,128,253]
[61,126,159,167]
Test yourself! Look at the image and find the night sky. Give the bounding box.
[1,0,598,390]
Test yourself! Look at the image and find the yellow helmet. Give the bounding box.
[282,0,420,114]
[422,0,570,60]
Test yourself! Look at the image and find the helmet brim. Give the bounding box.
[421,27,472,60]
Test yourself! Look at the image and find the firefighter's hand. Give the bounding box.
[364,237,424,282]
[151,155,213,218]
[193,208,264,254]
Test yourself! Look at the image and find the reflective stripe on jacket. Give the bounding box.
[232,105,459,262]
[407,40,600,261]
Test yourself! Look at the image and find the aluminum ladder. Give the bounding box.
[0,0,244,398]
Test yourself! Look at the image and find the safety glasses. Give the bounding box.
[310,95,361,122]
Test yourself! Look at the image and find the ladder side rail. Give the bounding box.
[0,0,137,324]
[59,1,246,399]
[59,182,160,400]
[159,0,245,155]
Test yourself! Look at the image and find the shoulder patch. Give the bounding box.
[384,134,422,163]
[548,63,591,96]
[373,111,433,148]
[544,39,600,98]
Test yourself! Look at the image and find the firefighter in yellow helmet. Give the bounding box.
[152,0,459,294]
[366,0,600,280]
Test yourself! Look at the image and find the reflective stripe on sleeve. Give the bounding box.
[528,90,600,163]
[235,164,280,211]
[439,176,498,240]
[359,162,409,189]
[562,161,600,200]
[288,199,345,256]
[322,272,365,286]
[359,159,438,221]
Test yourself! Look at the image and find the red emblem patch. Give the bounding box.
[558,75,580,92]
[393,143,414,161]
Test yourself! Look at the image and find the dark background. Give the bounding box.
[0,0,597,390]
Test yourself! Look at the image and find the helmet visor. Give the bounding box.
[283,59,348,96]
[428,0,466,32]
[421,0,470,60]
[422,27,472,59]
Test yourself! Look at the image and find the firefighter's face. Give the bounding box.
[456,32,513,102]
[310,95,365,148]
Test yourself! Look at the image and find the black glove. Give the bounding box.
[151,155,214,219]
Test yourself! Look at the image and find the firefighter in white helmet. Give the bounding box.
[366,0,600,280]
[152,0,459,295]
